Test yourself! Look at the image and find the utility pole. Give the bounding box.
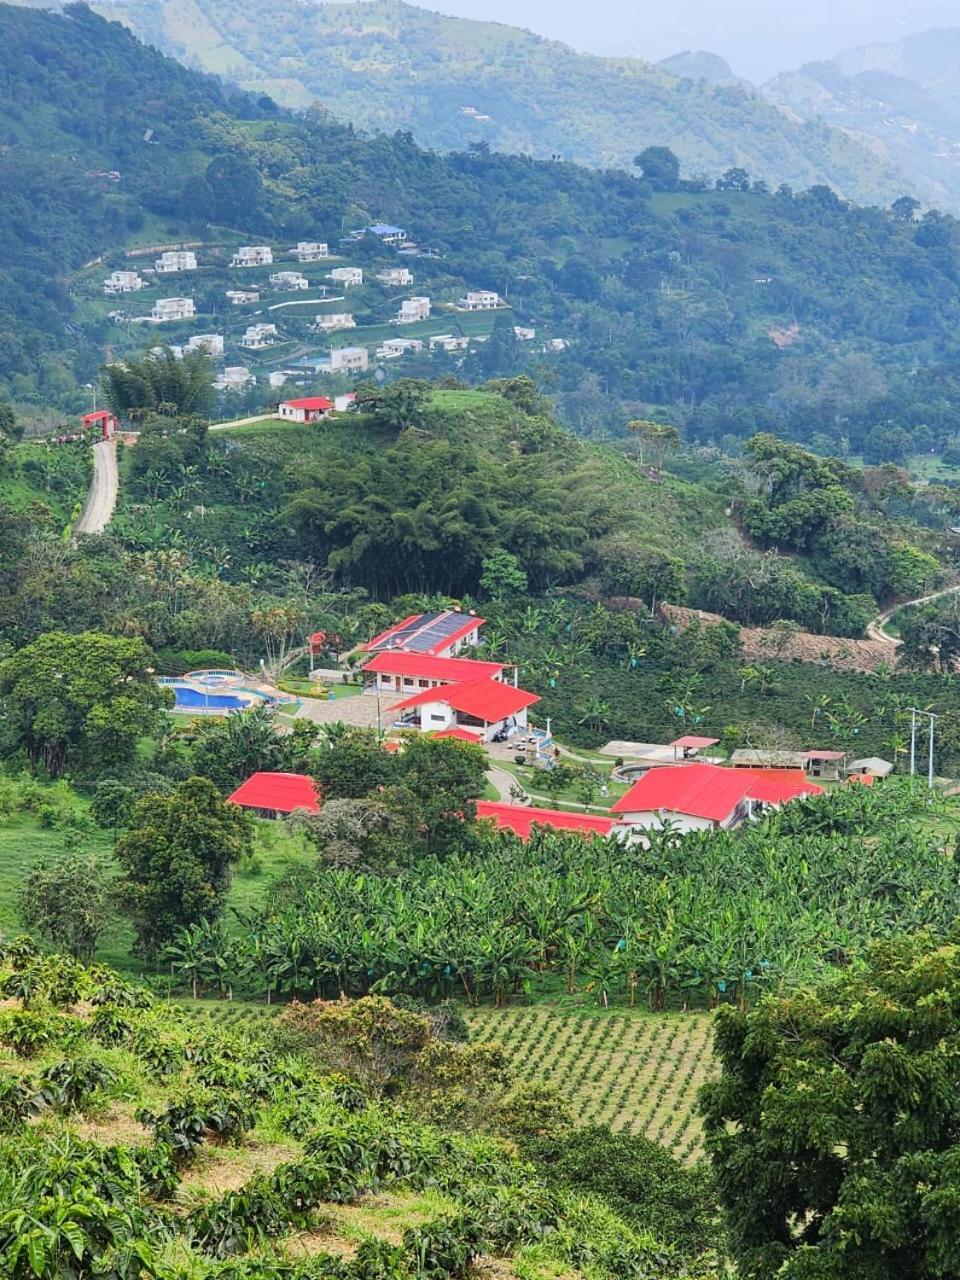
[910,708,917,779]
[909,708,938,791]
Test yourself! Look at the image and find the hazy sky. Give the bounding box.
[396,0,960,81]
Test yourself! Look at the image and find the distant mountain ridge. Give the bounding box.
[764,27,960,209]
[67,0,914,203]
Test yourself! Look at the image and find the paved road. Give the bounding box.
[209,413,276,432]
[867,581,960,644]
[75,439,118,536]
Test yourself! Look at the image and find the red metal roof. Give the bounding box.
[670,735,720,750]
[227,772,319,814]
[741,768,811,788]
[82,410,114,423]
[804,750,846,761]
[363,651,504,682]
[393,677,539,722]
[282,397,333,411]
[611,763,821,823]
[432,727,485,743]
[746,777,822,805]
[476,801,616,839]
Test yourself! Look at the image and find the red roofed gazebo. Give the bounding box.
[227,772,319,819]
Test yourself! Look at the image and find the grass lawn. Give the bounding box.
[0,795,313,975]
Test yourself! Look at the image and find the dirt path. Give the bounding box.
[867,581,960,644]
[74,439,118,536]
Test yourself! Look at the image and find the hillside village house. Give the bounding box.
[187,334,223,357]
[226,289,259,305]
[328,346,369,373]
[356,224,407,246]
[377,337,423,359]
[231,245,273,268]
[277,396,334,423]
[269,271,309,291]
[377,268,413,286]
[103,270,144,295]
[241,323,278,350]
[611,763,822,837]
[151,297,195,322]
[457,290,501,311]
[155,250,197,273]
[397,297,431,323]
[313,314,356,332]
[214,366,254,391]
[291,242,329,262]
[172,334,223,358]
[514,326,536,341]
[429,334,469,352]
[334,393,357,412]
[330,267,363,287]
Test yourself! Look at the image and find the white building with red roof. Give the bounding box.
[362,650,508,696]
[278,397,334,424]
[610,762,822,836]
[392,676,539,742]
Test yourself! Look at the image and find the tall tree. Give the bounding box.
[702,932,960,1279]
[115,776,253,955]
[0,631,166,777]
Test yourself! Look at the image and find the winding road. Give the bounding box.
[74,439,118,536]
[867,581,960,645]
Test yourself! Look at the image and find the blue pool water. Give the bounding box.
[172,686,254,711]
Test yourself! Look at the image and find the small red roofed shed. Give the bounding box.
[670,734,719,761]
[227,771,319,819]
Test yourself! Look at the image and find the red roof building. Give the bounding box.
[392,676,539,741]
[227,772,320,818]
[362,650,506,695]
[278,397,334,424]
[476,802,616,839]
[611,763,822,833]
[367,610,485,658]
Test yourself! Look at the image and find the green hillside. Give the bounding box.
[87,0,907,203]
[7,4,960,457]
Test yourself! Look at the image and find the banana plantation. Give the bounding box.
[168,782,954,1010]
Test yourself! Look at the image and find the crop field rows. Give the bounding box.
[468,1008,716,1162]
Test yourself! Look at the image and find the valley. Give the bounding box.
[4,2,960,1276]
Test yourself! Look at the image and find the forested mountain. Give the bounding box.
[764,28,960,211]
[9,2,960,459]
[75,0,912,202]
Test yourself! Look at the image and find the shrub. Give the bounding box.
[40,1057,118,1113]
[524,1124,719,1257]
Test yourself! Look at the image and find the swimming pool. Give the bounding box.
[171,686,259,711]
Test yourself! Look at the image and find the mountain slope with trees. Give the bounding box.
[84,0,909,202]
[8,3,960,456]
